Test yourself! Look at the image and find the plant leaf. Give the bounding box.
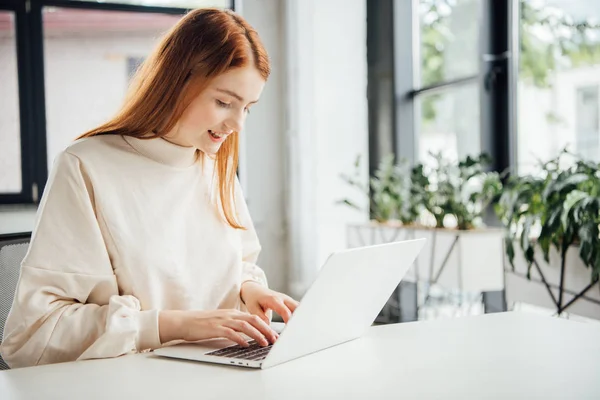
[543,173,589,201]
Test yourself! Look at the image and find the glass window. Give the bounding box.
[518,0,600,173]
[43,7,183,168]
[72,0,230,8]
[576,85,600,161]
[0,11,22,193]
[417,84,480,166]
[419,0,480,88]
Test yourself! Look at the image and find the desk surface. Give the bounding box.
[2,312,600,400]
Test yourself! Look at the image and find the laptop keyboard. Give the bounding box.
[206,340,273,361]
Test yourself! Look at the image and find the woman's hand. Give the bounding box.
[240,281,299,324]
[158,309,279,347]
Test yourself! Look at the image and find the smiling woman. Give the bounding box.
[78,7,270,228]
[0,8,298,369]
[163,67,264,157]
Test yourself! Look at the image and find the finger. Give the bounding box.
[246,303,270,326]
[219,327,249,347]
[283,297,299,313]
[264,297,293,323]
[228,320,269,347]
[242,314,278,344]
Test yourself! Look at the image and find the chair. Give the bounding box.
[0,232,31,370]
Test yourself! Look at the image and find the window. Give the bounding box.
[575,85,600,161]
[0,11,21,194]
[0,0,232,204]
[43,7,182,168]
[127,56,145,81]
[417,84,480,164]
[419,0,479,87]
[517,0,600,174]
[74,0,229,8]
[369,0,512,177]
[415,0,481,167]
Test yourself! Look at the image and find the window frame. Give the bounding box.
[368,0,513,176]
[0,0,233,204]
[0,0,35,203]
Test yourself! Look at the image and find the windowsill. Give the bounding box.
[0,204,38,234]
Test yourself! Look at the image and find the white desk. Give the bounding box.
[2,312,599,399]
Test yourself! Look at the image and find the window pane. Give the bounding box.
[70,0,229,8]
[43,7,183,168]
[0,11,22,193]
[419,0,479,87]
[518,0,600,173]
[417,84,480,165]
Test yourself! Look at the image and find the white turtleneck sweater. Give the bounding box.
[0,135,267,369]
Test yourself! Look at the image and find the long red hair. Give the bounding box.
[78,8,270,229]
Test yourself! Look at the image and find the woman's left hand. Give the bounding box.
[240,281,299,324]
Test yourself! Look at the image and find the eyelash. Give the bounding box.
[216,99,250,114]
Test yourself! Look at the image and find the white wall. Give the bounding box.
[240,0,370,296]
[240,0,289,293]
[312,0,369,276]
[282,0,370,297]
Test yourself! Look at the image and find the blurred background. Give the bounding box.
[1,0,600,324]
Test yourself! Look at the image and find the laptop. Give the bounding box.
[153,238,426,369]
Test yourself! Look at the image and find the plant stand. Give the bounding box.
[504,243,600,320]
[347,223,506,323]
[507,258,600,316]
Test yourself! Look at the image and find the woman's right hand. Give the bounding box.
[158,309,279,347]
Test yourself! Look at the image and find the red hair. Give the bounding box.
[78,8,270,229]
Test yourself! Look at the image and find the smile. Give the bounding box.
[209,130,228,140]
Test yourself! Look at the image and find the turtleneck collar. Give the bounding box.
[122,135,198,168]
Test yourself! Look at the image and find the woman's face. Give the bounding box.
[164,66,265,155]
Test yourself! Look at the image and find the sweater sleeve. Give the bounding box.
[235,179,268,288]
[0,151,161,368]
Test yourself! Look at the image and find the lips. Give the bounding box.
[209,130,227,139]
[208,129,231,143]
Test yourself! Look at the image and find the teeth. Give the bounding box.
[209,130,224,138]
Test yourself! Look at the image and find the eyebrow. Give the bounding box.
[215,88,259,104]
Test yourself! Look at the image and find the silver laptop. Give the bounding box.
[154,238,426,369]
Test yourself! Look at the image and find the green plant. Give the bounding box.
[369,154,402,222]
[424,152,502,230]
[338,152,502,230]
[408,163,430,225]
[495,174,545,274]
[496,150,600,280]
[337,155,416,224]
[420,153,451,228]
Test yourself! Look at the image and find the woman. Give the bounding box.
[0,8,298,369]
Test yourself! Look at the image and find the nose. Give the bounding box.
[225,109,246,133]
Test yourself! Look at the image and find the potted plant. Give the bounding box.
[338,154,418,225]
[339,152,506,323]
[339,152,503,229]
[421,152,503,230]
[496,150,600,317]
